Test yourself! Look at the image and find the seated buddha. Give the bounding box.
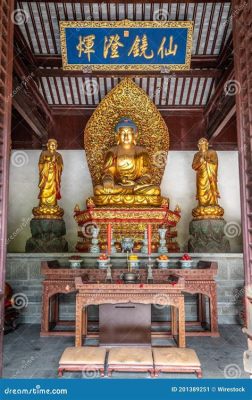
[93,118,163,207]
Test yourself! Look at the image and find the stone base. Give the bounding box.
[25,218,68,253]
[188,219,231,253]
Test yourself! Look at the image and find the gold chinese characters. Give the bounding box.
[76,33,178,62]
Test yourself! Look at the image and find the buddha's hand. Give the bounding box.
[103,178,114,189]
[120,179,135,186]
[136,175,151,185]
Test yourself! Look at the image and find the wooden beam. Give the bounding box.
[12,87,48,141]
[35,54,219,70]
[36,67,220,79]
[208,104,236,141]
[13,56,53,123]
[204,65,234,119]
[14,25,37,67]
[24,0,230,3]
[216,34,233,69]
[51,104,204,116]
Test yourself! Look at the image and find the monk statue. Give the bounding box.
[192,137,224,219]
[33,139,64,218]
[93,117,163,207]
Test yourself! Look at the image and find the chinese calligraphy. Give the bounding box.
[75,33,178,62]
[104,34,124,59]
[76,34,95,62]
[157,36,178,59]
[128,34,154,59]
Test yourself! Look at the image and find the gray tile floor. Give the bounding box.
[3,324,249,379]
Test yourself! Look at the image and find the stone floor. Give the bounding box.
[3,324,249,379]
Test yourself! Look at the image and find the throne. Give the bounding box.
[74,79,181,252]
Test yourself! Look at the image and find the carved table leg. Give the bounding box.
[53,293,59,325]
[171,306,174,335]
[178,297,186,348]
[41,286,50,334]
[75,295,84,347]
[198,293,206,327]
[209,283,219,335]
[84,305,88,336]
[171,305,178,340]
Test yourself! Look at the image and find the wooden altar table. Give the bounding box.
[40,260,219,338]
[74,276,186,348]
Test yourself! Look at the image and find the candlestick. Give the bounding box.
[107,223,112,256]
[147,224,152,256]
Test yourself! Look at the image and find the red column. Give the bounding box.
[0,0,14,377]
[232,0,252,328]
[147,224,152,256]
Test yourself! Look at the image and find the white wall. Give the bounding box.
[7,150,242,253]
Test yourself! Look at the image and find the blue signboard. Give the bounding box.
[60,20,193,71]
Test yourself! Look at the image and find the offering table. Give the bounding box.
[40,259,219,338]
[74,276,186,348]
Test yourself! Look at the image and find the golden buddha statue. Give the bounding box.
[33,139,64,219]
[192,138,224,219]
[93,118,163,207]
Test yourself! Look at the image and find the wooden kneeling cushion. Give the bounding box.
[58,347,106,377]
[153,348,202,378]
[107,347,154,377]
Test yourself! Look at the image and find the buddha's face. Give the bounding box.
[118,127,135,146]
[198,140,208,153]
[47,141,57,154]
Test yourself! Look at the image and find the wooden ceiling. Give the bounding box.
[12,1,236,150]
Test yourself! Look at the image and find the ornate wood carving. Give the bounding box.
[75,277,186,348]
[40,261,219,338]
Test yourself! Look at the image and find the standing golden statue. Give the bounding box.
[192,138,224,219]
[33,139,64,219]
[93,117,163,207]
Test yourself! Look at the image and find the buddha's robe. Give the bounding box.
[95,145,160,196]
[38,151,63,207]
[192,149,219,207]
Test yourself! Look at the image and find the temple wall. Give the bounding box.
[7,150,242,253]
[6,253,244,325]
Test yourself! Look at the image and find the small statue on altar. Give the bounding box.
[93,117,163,207]
[33,139,64,219]
[192,138,224,219]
